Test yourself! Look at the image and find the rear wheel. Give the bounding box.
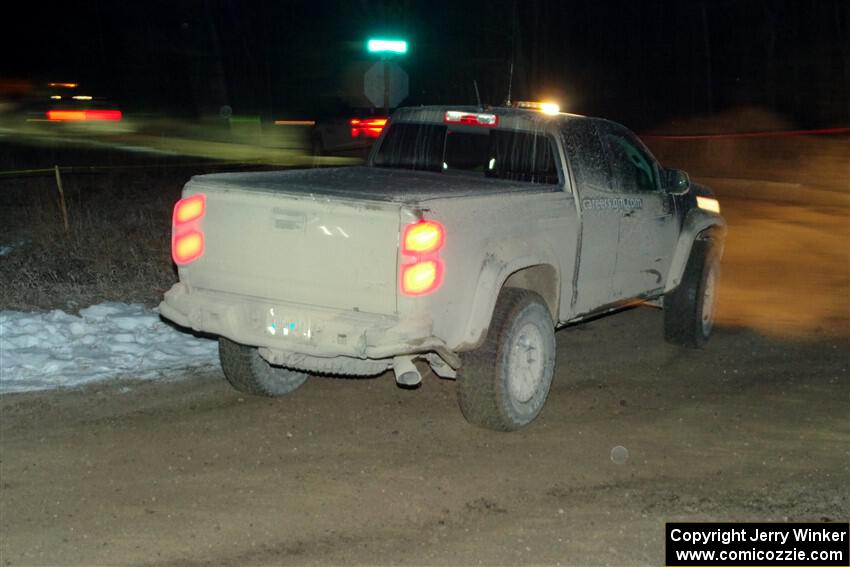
[218,338,309,396]
[457,288,556,431]
[663,237,720,348]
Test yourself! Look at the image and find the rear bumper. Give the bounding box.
[159,283,445,360]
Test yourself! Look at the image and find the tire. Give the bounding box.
[218,338,309,396]
[663,237,720,348]
[457,288,557,431]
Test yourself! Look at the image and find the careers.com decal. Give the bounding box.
[582,197,643,211]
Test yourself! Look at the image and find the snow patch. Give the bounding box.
[0,240,28,256]
[0,302,218,394]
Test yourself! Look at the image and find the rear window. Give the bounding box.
[373,122,560,185]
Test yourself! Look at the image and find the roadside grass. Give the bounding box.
[0,167,184,312]
[0,135,305,313]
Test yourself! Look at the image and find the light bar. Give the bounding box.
[515,100,560,115]
[367,39,408,54]
[72,95,93,101]
[444,110,498,127]
[48,82,78,88]
[539,102,560,115]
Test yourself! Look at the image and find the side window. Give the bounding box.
[599,123,658,193]
[487,130,559,185]
[561,119,611,191]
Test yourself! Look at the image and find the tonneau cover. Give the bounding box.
[189,166,552,204]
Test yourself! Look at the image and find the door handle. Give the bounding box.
[622,210,636,218]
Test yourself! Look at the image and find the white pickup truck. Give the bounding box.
[160,104,725,431]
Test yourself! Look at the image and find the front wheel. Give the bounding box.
[218,338,309,396]
[663,237,720,348]
[457,288,556,431]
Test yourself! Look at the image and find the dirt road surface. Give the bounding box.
[1,196,848,566]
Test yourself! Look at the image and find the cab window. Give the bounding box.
[599,123,658,193]
[560,119,612,191]
[373,122,560,186]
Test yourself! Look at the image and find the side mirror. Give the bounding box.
[665,168,690,195]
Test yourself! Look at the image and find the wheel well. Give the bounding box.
[502,264,559,319]
[697,225,721,241]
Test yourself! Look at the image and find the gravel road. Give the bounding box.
[1,194,848,566]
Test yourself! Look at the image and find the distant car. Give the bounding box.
[25,82,123,124]
[311,112,387,156]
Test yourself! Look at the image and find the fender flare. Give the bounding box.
[458,248,561,351]
[665,209,727,293]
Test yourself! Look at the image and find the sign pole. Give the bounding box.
[383,57,390,116]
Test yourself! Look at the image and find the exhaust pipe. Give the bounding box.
[393,356,421,387]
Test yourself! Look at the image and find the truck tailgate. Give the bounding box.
[180,186,401,315]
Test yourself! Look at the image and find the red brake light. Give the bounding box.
[46,110,85,121]
[173,194,206,225]
[171,193,206,265]
[350,117,388,138]
[172,230,204,265]
[402,220,444,255]
[85,109,122,121]
[46,109,122,121]
[444,110,498,127]
[401,260,443,296]
[400,219,445,296]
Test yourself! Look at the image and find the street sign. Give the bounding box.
[364,61,408,109]
[367,39,408,54]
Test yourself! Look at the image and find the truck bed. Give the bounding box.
[188,166,554,204]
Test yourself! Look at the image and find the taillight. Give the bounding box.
[402,220,444,255]
[350,117,387,138]
[172,194,206,265]
[46,109,122,121]
[173,230,204,265]
[400,220,445,296]
[402,260,442,296]
[173,194,205,225]
[46,110,85,121]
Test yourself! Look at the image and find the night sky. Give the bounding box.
[5,0,849,130]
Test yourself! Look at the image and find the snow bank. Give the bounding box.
[0,303,218,394]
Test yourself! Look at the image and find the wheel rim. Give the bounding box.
[701,264,717,336]
[507,322,546,403]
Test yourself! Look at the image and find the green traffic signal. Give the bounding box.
[367,39,408,54]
